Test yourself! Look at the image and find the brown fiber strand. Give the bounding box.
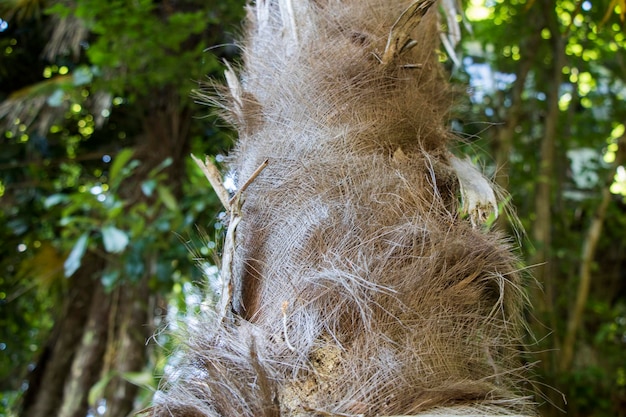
[150,1,537,416]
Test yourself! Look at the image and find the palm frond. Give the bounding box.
[43,12,88,60]
[0,76,69,135]
[0,74,111,135]
[0,0,47,22]
[439,0,465,67]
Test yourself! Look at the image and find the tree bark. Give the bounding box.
[529,0,565,330]
[102,274,152,417]
[58,282,111,417]
[529,3,566,415]
[21,255,104,417]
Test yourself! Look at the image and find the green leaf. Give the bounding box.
[101,225,129,253]
[109,148,135,187]
[44,3,72,18]
[101,269,120,291]
[46,89,64,107]
[72,66,94,86]
[148,157,173,178]
[105,199,125,220]
[157,185,178,211]
[44,194,69,208]
[64,233,89,277]
[120,370,156,389]
[141,179,157,197]
[88,371,114,406]
[59,216,98,227]
[125,245,145,281]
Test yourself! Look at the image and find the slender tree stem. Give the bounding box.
[560,132,626,371]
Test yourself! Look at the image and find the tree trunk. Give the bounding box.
[21,255,105,417]
[492,34,537,232]
[20,90,192,417]
[102,274,152,417]
[529,21,563,326]
[493,34,537,194]
[559,132,626,371]
[529,2,566,415]
[58,281,111,417]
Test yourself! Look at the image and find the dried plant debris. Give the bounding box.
[151,1,537,416]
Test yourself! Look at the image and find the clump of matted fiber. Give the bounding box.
[150,1,537,416]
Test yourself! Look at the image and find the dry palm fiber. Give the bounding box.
[151,0,536,416]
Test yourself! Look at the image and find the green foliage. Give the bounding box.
[44,0,224,98]
[0,0,244,413]
[455,1,626,415]
[556,301,626,415]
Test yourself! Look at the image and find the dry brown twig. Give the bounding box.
[191,154,269,321]
[382,0,436,64]
[190,154,231,210]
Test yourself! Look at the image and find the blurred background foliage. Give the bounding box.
[0,0,625,416]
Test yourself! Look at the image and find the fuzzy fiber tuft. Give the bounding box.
[151,1,537,416]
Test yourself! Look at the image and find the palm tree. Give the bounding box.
[0,1,243,416]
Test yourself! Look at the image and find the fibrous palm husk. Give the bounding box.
[151,1,537,416]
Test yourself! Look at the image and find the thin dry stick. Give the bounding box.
[190,153,231,210]
[216,212,241,321]
[229,158,269,206]
[381,0,435,65]
[191,155,269,321]
[218,159,269,321]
